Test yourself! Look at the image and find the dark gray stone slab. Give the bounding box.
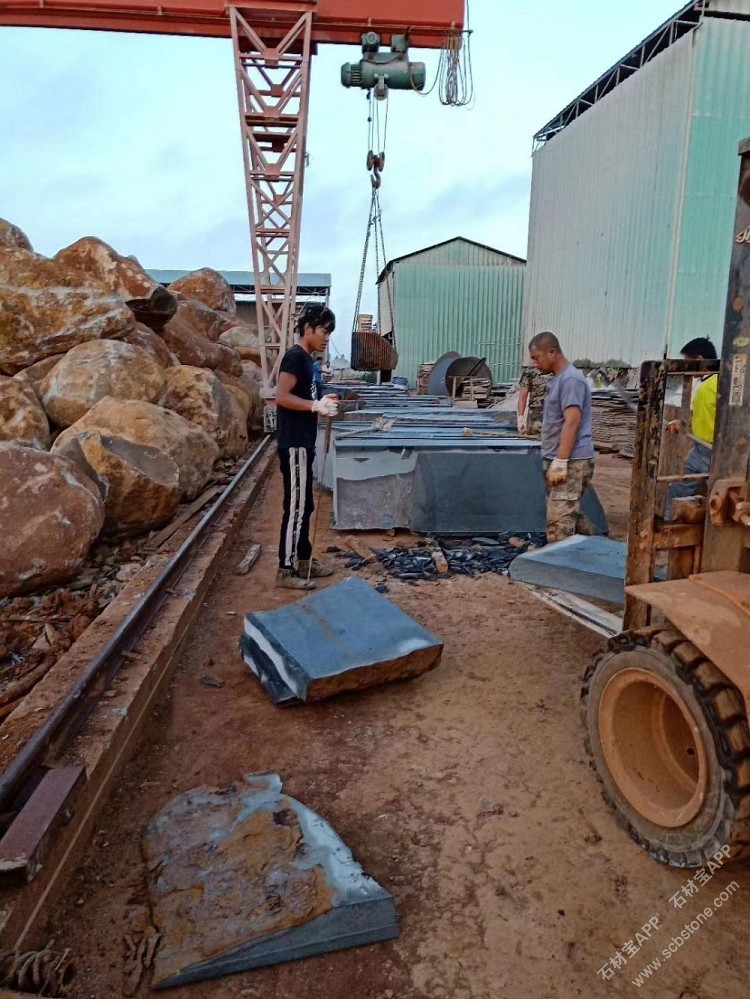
[147,774,399,988]
[509,535,628,605]
[240,577,443,704]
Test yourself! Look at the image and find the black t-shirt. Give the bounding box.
[277,344,319,449]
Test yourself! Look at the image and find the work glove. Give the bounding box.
[546,458,569,486]
[312,396,338,417]
[517,413,527,435]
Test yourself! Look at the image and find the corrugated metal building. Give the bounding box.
[525,0,750,366]
[377,237,526,388]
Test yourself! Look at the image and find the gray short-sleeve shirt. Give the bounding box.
[541,363,594,460]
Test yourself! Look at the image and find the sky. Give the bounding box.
[0,0,681,358]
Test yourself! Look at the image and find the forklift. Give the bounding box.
[525,139,750,867]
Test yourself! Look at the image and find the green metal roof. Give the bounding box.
[147,269,331,294]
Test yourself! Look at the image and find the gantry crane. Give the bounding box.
[0,0,466,424]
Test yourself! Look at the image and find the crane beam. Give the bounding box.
[0,0,463,46]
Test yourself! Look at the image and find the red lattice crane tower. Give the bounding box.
[0,0,465,421]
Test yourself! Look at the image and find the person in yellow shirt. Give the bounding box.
[666,337,718,518]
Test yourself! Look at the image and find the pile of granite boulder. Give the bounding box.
[0,217,264,598]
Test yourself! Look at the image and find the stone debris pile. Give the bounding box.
[329,532,547,582]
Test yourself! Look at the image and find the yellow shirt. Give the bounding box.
[691,374,718,446]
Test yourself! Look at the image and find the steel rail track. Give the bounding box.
[0,435,272,817]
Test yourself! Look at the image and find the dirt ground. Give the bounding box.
[50,453,750,998]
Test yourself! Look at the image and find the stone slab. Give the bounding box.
[240,577,443,704]
[509,535,628,605]
[147,774,399,988]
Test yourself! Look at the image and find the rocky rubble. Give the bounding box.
[0,217,262,603]
[331,533,547,583]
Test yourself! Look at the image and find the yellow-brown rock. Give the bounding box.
[13,354,65,397]
[219,325,262,365]
[161,316,242,376]
[215,361,263,428]
[0,218,33,251]
[161,365,246,458]
[53,397,218,500]
[54,430,182,536]
[0,249,133,372]
[125,323,179,369]
[0,376,50,449]
[168,268,237,316]
[55,237,177,330]
[40,339,166,428]
[0,443,104,597]
[172,298,225,343]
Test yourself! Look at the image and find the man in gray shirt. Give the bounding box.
[528,331,596,542]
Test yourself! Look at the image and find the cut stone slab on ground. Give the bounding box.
[144,773,399,989]
[240,576,443,705]
[509,535,629,605]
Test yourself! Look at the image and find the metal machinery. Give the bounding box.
[581,138,750,866]
[0,0,465,426]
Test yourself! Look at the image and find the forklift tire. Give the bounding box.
[582,626,750,867]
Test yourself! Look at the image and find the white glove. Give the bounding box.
[312,396,338,417]
[517,413,527,435]
[546,458,569,486]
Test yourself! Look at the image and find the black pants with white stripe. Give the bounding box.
[278,446,315,569]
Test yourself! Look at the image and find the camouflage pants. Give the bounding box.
[526,413,543,439]
[542,458,596,543]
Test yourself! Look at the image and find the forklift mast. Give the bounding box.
[703,137,750,573]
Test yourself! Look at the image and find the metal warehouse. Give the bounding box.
[376,236,526,388]
[525,0,750,366]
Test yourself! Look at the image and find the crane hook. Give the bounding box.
[367,150,385,189]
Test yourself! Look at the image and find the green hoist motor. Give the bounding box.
[341,32,426,99]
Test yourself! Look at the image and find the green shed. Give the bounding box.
[376,236,526,389]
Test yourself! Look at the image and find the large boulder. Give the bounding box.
[0,219,33,252]
[55,237,178,330]
[40,339,166,428]
[219,325,261,364]
[0,249,134,372]
[53,397,219,500]
[0,444,104,597]
[0,376,50,449]
[13,354,65,397]
[168,268,237,316]
[161,366,246,458]
[54,430,182,536]
[215,361,263,428]
[161,316,242,376]
[124,323,179,369]
[172,298,225,343]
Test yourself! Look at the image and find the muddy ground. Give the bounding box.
[50,454,749,998]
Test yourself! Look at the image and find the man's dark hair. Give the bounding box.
[529,331,561,353]
[297,304,336,337]
[680,337,717,360]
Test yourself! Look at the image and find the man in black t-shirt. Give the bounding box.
[275,304,339,589]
